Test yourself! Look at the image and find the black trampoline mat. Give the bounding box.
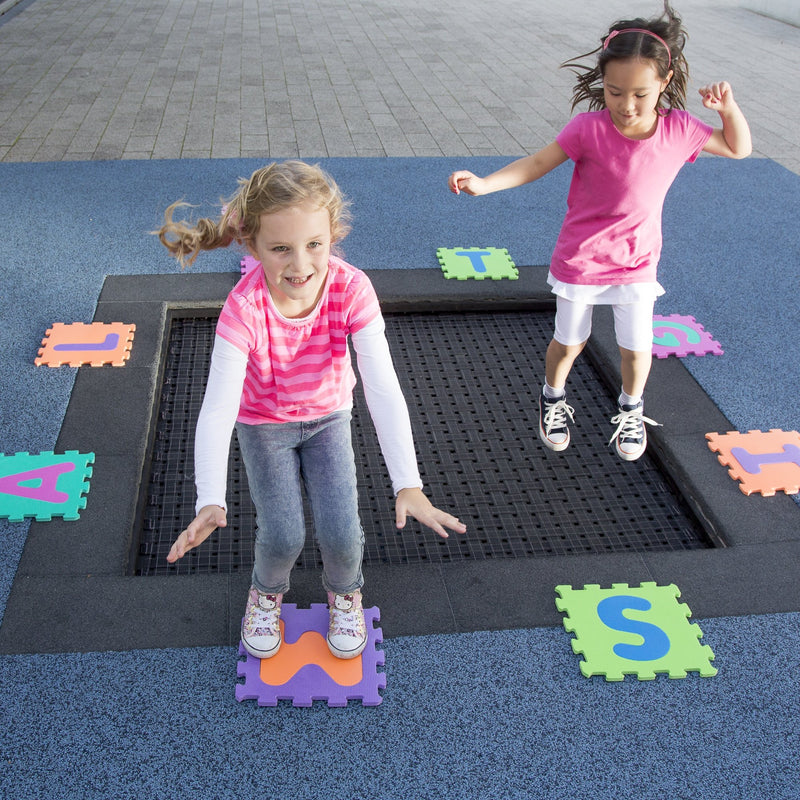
[135,312,712,576]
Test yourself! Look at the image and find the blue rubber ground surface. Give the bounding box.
[1,614,799,800]
[1,156,799,799]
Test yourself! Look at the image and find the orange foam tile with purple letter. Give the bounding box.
[35,322,136,367]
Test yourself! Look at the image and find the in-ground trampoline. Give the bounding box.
[136,311,713,577]
[1,267,798,655]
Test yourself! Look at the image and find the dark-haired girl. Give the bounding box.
[448,3,750,461]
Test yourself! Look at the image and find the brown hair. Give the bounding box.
[562,2,689,114]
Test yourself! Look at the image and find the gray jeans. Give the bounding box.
[236,410,364,595]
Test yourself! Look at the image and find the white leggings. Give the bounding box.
[553,296,655,352]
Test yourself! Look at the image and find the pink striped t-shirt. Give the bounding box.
[215,256,381,424]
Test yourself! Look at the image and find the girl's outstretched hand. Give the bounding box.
[167,504,227,563]
[395,487,467,539]
[699,81,736,112]
[448,170,487,196]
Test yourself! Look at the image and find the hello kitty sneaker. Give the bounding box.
[241,586,283,659]
[326,590,367,659]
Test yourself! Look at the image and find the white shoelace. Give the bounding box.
[608,408,661,445]
[245,604,280,636]
[543,398,575,433]
[330,608,364,638]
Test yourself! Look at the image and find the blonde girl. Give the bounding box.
[157,161,465,659]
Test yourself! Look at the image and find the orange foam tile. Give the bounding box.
[35,322,136,367]
[706,429,800,496]
[258,622,363,687]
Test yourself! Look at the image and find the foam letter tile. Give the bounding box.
[35,322,136,367]
[236,603,386,707]
[0,451,95,521]
[240,255,261,276]
[437,247,519,280]
[652,314,723,358]
[705,429,800,496]
[554,583,717,681]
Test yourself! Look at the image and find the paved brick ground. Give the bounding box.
[0,0,797,172]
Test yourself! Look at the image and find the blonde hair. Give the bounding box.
[155,160,352,268]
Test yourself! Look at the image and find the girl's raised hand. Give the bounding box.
[395,487,467,539]
[448,170,487,196]
[699,81,736,112]
[167,504,227,563]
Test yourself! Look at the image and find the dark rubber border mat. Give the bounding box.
[135,311,710,576]
[3,270,799,654]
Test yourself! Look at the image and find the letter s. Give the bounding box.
[596,595,671,661]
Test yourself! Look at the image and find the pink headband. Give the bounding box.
[603,28,671,68]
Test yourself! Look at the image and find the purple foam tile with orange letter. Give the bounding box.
[235,603,386,707]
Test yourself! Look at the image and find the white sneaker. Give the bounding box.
[539,390,575,452]
[609,402,661,462]
[326,590,367,659]
[241,587,282,659]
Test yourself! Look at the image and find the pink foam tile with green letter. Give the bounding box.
[652,314,723,358]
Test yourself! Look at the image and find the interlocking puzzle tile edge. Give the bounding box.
[436,247,519,280]
[35,322,136,368]
[705,429,800,496]
[0,450,95,521]
[651,313,723,359]
[554,582,717,682]
[235,604,386,707]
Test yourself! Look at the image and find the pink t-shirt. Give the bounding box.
[552,108,713,285]
[216,255,381,424]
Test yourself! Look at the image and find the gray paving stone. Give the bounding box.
[0,0,796,172]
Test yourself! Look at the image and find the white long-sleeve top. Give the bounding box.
[193,316,422,513]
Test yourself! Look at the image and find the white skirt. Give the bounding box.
[547,272,665,305]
